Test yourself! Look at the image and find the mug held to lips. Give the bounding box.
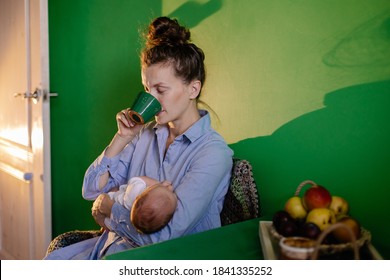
[128,91,162,124]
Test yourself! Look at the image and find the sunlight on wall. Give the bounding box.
[163,0,390,144]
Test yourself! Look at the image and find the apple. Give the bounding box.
[302,185,332,210]
[306,208,336,231]
[332,216,361,243]
[329,196,349,216]
[284,196,307,220]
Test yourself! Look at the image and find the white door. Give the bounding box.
[0,0,51,260]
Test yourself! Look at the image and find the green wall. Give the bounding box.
[49,0,390,259]
[49,0,162,234]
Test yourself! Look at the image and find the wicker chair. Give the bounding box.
[220,158,260,225]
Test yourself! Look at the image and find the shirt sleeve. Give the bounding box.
[82,139,138,200]
[104,202,152,246]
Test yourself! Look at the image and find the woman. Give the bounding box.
[45,16,233,260]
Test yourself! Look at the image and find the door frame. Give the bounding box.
[30,0,52,259]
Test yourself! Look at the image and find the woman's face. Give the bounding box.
[141,63,198,126]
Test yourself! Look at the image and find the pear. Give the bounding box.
[332,216,361,243]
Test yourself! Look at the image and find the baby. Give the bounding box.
[106,176,177,234]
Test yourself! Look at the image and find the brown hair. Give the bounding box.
[131,188,176,234]
[140,17,206,98]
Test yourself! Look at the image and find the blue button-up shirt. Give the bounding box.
[82,110,233,258]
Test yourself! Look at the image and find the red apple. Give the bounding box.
[302,185,332,210]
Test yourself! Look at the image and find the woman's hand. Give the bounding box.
[116,109,143,139]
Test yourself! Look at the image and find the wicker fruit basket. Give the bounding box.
[270,223,371,256]
[271,180,372,256]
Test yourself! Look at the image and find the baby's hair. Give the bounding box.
[131,189,175,234]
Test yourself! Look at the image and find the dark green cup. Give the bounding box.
[128,91,162,124]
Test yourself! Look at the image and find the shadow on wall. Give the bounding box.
[323,9,390,67]
[168,0,223,28]
[230,80,390,259]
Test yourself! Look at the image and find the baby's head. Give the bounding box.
[131,181,177,234]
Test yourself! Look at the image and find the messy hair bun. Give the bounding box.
[146,17,190,48]
[141,17,206,95]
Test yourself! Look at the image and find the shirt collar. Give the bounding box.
[154,110,211,143]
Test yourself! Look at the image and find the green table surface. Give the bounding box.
[105,218,263,260]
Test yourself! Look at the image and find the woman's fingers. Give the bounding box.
[161,180,172,187]
[116,109,139,138]
[116,109,131,128]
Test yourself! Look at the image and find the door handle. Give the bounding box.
[14,88,41,104]
[13,88,58,104]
